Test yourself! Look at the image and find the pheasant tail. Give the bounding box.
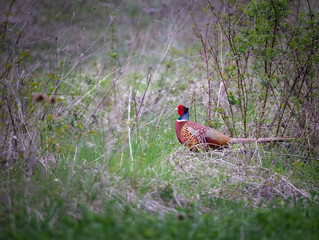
[230,137,294,144]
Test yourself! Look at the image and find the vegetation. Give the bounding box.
[1,0,318,239]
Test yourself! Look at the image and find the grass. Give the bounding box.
[1,99,318,238]
[2,194,319,240]
[1,0,319,239]
[2,123,318,239]
[1,129,319,239]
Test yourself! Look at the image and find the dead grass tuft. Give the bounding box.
[166,144,315,208]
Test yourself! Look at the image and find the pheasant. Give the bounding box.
[175,105,293,151]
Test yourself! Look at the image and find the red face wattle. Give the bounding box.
[178,105,185,116]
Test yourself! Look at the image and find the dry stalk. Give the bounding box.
[128,86,134,170]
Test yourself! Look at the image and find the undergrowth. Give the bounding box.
[2,200,319,240]
[1,0,319,239]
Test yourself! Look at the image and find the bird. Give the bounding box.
[175,105,293,151]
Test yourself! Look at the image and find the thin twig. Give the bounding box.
[128,86,134,171]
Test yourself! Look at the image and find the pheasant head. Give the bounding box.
[177,105,189,121]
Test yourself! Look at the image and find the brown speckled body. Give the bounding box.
[175,120,230,151]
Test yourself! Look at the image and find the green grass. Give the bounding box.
[1,102,318,239]
[2,197,319,240]
[1,124,318,239]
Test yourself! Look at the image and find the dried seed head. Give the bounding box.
[49,95,57,104]
[34,94,45,102]
[177,213,184,220]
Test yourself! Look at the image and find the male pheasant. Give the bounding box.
[175,105,293,151]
